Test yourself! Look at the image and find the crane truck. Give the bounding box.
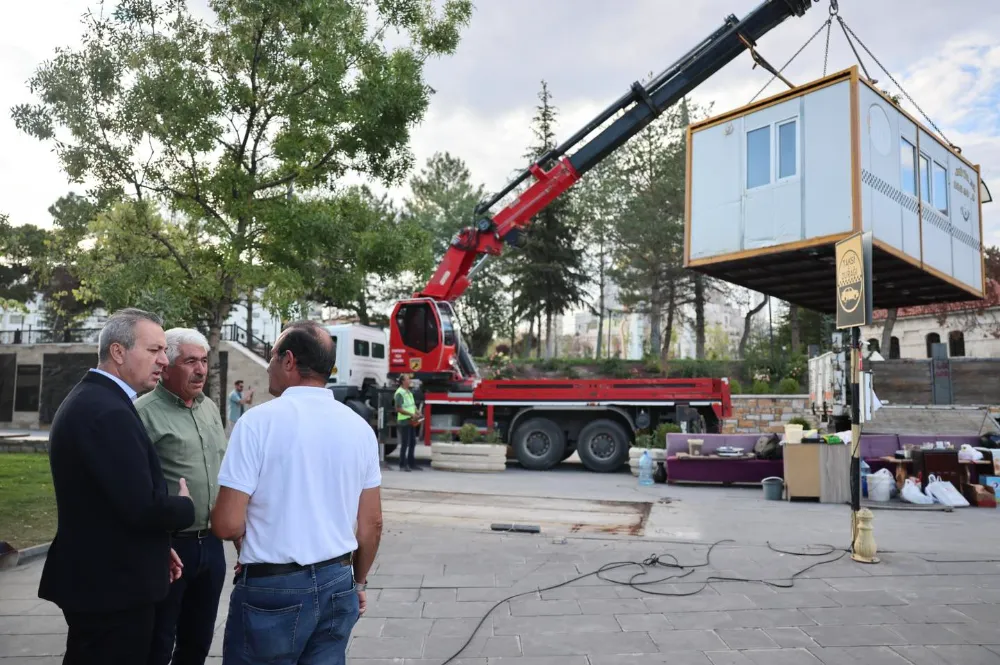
[344,0,821,472]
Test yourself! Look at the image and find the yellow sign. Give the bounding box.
[835,233,871,329]
[409,357,422,371]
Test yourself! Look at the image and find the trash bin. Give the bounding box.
[762,476,784,501]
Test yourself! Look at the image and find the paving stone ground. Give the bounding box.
[3,460,1000,664]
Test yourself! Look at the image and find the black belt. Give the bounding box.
[173,528,212,539]
[243,552,353,579]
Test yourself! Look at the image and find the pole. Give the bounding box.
[850,324,878,563]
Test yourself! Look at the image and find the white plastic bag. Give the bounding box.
[958,444,983,462]
[925,474,970,507]
[901,477,933,504]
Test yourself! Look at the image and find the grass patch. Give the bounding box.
[0,454,56,550]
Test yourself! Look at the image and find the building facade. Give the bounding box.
[861,281,1000,359]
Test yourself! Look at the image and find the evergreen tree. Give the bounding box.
[509,81,589,358]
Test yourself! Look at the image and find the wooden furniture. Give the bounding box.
[783,443,851,503]
[880,455,992,491]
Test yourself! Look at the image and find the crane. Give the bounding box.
[388,0,819,389]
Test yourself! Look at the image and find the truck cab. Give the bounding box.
[323,323,390,417]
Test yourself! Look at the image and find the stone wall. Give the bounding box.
[722,395,816,434]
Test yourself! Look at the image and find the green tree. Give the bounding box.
[509,81,589,359]
[12,0,472,402]
[403,152,504,355]
[610,103,688,362]
[572,158,622,359]
[0,215,49,307]
[262,185,433,327]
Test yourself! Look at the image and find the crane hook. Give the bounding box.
[829,0,839,15]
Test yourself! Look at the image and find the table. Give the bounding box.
[877,456,993,491]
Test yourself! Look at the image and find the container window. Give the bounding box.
[900,138,916,196]
[778,119,797,179]
[353,339,370,356]
[746,126,771,189]
[933,161,948,213]
[919,154,931,204]
[372,342,385,359]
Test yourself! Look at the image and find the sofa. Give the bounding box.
[665,432,987,487]
[665,433,782,485]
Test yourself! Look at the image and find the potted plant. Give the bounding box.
[430,424,506,473]
[629,432,667,476]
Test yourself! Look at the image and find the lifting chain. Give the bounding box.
[836,17,954,149]
[747,0,954,151]
[748,16,832,103]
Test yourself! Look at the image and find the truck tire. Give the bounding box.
[576,419,630,473]
[512,417,566,470]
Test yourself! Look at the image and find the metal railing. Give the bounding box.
[0,328,102,345]
[221,324,272,362]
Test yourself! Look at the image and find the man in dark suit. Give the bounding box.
[40,308,197,665]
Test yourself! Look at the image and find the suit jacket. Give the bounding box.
[39,371,195,613]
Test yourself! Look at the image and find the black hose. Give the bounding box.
[438,539,849,665]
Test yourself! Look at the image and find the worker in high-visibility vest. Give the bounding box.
[394,374,421,471]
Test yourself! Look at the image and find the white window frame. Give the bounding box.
[900,137,917,198]
[932,160,949,214]
[918,152,931,205]
[776,117,799,182]
[745,124,772,190]
[744,115,800,192]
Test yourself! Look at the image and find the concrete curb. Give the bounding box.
[16,542,51,566]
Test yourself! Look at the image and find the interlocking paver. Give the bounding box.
[4,483,1000,665]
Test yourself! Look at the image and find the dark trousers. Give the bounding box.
[149,532,226,665]
[398,421,417,468]
[63,604,156,665]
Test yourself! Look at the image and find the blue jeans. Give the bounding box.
[222,561,358,664]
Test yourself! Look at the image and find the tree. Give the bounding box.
[737,290,768,360]
[12,0,472,403]
[609,100,693,362]
[509,81,589,358]
[572,158,621,359]
[39,194,102,334]
[403,152,505,355]
[0,215,49,307]
[704,323,732,360]
[262,186,434,327]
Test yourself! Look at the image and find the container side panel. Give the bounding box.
[858,85,904,253]
[742,97,801,249]
[803,81,853,239]
[689,119,743,260]
[929,128,982,293]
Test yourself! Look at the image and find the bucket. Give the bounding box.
[784,424,803,444]
[762,476,784,501]
[866,473,892,502]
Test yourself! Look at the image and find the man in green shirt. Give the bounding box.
[136,328,228,665]
[394,373,421,471]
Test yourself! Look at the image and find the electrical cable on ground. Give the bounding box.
[438,539,849,665]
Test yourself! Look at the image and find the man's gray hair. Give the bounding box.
[165,328,211,365]
[97,308,164,364]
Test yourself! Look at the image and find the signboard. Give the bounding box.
[835,232,873,329]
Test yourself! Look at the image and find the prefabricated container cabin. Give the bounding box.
[684,66,989,313]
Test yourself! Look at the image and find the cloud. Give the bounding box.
[2,0,998,260]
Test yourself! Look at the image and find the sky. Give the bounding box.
[2,1,999,300]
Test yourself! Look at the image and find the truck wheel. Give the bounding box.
[577,419,630,473]
[513,417,566,470]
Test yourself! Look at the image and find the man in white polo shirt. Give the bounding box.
[211,320,382,664]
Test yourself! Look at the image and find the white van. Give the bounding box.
[323,324,389,392]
